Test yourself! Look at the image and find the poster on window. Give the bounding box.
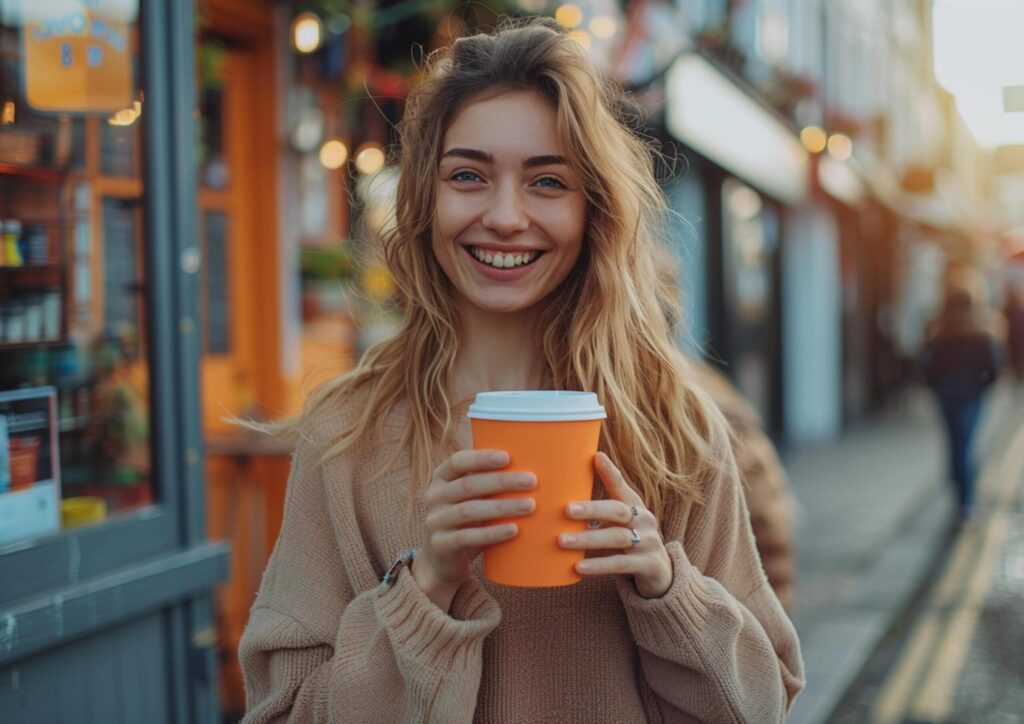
[0,386,61,546]
[21,0,137,113]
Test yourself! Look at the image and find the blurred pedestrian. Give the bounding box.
[1004,286,1024,382]
[921,284,1002,522]
[237,18,802,723]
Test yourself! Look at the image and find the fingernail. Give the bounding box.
[577,560,590,571]
[562,534,577,544]
[491,451,508,464]
[568,503,583,516]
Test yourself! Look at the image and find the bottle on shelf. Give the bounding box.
[2,219,23,266]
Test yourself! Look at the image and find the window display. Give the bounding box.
[0,1,152,546]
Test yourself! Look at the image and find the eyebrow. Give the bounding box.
[440,148,568,169]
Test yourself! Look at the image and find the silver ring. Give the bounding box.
[629,528,641,546]
[630,505,639,521]
[588,519,602,529]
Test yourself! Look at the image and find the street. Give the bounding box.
[829,395,1024,723]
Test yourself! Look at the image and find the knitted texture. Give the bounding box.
[238,391,805,722]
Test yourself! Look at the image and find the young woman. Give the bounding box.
[239,18,804,722]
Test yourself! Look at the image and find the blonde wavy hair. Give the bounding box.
[292,17,727,517]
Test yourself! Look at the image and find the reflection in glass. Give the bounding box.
[0,2,153,544]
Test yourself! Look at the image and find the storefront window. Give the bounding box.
[0,1,152,547]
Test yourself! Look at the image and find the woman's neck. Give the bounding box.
[450,306,549,404]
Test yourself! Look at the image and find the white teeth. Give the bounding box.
[470,247,538,269]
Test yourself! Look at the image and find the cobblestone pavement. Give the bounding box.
[828,399,1024,724]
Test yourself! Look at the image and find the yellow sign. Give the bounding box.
[22,1,135,113]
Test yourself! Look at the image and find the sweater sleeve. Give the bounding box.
[238,435,501,723]
[614,437,805,723]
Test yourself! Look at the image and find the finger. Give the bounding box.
[427,496,535,532]
[595,452,644,505]
[435,470,536,505]
[575,553,646,576]
[435,449,509,482]
[432,523,519,556]
[565,499,634,526]
[559,527,641,550]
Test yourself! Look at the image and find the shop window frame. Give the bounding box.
[0,0,223,667]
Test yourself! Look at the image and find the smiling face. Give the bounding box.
[431,89,587,319]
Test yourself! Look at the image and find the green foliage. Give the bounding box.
[300,244,357,282]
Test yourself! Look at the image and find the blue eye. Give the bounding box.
[535,176,566,189]
[452,170,482,183]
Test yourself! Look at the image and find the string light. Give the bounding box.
[827,133,853,161]
[354,143,385,175]
[292,12,322,54]
[319,139,349,170]
[555,4,583,28]
[589,15,617,38]
[799,125,827,154]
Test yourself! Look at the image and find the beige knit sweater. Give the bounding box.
[238,390,805,723]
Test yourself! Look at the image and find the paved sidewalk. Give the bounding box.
[781,383,1020,724]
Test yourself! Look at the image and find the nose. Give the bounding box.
[481,183,530,236]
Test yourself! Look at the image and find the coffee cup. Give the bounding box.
[468,391,605,587]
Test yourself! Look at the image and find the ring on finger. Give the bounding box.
[629,527,641,546]
[629,505,639,522]
[587,519,602,529]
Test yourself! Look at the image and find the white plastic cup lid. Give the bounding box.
[467,391,606,422]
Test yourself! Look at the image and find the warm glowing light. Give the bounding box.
[589,15,617,38]
[292,12,322,54]
[354,144,385,175]
[933,0,1024,146]
[1,100,14,125]
[568,30,592,50]
[826,133,853,161]
[554,4,583,28]
[107,100,142,127]
[800,125,827,154]
[319,139,349,170]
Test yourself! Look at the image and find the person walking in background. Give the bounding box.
[1004,286,1024,383]
[237,18,803,722]
[922,284,1002,523]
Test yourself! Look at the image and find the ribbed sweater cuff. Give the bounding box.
[376,567,501,671]
[615,541,713,655]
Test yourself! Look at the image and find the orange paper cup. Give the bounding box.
[468,391,605,588]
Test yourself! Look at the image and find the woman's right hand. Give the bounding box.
[411,449,537,611]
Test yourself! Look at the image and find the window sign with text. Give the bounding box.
[21,0,136,113]
[0,386,61,546]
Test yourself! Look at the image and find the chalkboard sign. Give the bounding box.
[101,196,139,341]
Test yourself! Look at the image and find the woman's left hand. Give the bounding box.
[559,452,674,598]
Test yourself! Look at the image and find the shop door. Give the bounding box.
[195,4,285,717]
[197,36,260,434]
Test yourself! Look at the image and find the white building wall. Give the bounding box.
[782,205,843,444]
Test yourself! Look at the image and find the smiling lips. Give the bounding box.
[467,245,543,269]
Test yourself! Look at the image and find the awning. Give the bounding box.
[664,52,809,205]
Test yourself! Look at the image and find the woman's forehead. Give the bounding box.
[441,90,566,160]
